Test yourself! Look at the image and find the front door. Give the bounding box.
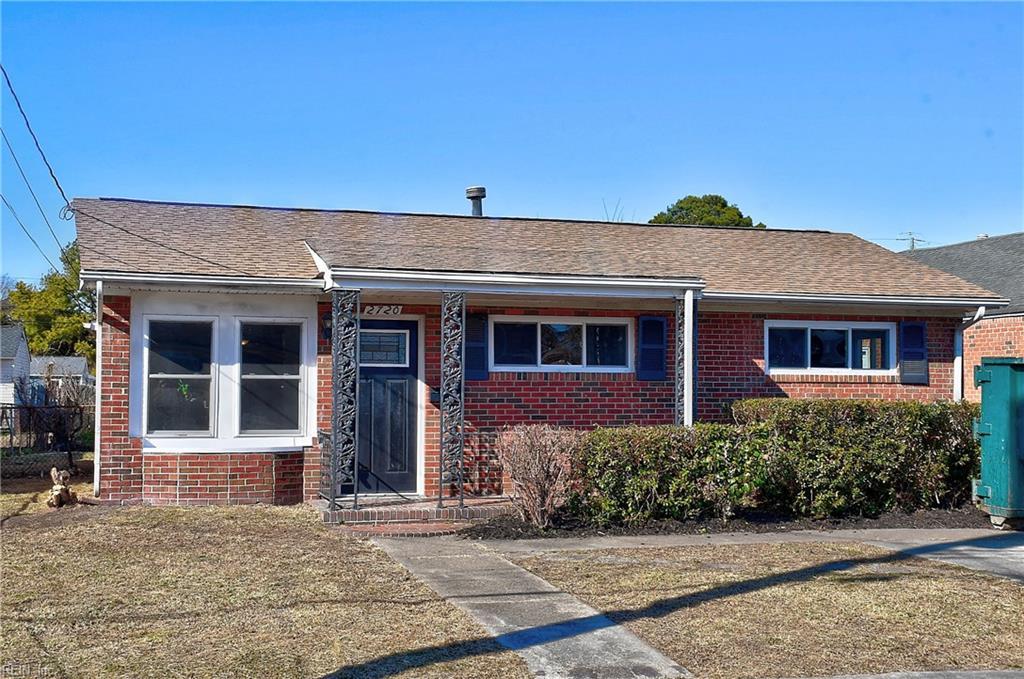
[356,320,418,494]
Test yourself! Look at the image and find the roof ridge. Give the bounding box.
[80,196,834,235]
[911,231,1024,252]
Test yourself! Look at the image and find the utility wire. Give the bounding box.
[2,193,60,271]
[1,63,256,277]
[71,206,253,276]
[1,64,72,212]
[2,127,67,255]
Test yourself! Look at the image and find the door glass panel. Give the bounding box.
[359,331,408,366]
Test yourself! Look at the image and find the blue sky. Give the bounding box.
[2,1,1022,283]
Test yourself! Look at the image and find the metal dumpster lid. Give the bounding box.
[980,357,1024,365]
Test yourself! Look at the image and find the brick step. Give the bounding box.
[320,501,514,525]
[335,521,464,537]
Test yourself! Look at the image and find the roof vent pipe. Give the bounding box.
[466,186,486,216]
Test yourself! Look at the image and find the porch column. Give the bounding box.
[331,288,360,510]
[439,291,466,508]
[674,290,696,426]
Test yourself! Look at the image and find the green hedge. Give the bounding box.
[732,399,980,518]
[569,399,979,525]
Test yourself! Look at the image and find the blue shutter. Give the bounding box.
[637,316,668,381]
[465,314,489,380]
[899,321,929,385]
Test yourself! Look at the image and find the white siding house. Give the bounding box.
[1,324,31,405]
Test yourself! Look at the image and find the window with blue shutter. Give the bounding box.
[899,321,929,385]
[637,316,668,381]
[465,314,489,380]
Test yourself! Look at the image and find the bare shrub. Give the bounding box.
[495,424,581,528]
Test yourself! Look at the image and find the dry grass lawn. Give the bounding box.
[1,475,94,523]
[1,503,528,678]
[514,542,1024,679]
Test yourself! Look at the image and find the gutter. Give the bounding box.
[702,290,1010,308]
[325,267,707,299]
[93,280,103,495]
[953,306,987,401]
[79,270,324,291]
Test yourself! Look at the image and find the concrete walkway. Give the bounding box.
[488,528,1024,581]
[374,536,690,679]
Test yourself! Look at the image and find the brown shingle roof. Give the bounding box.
[73,197,1001,300]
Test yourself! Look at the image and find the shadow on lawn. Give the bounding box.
[323,532,1024,679]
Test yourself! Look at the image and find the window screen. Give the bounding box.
[810,329,847,368]
[767,328,807,369]
[239,323,302,433]
[540,323,583,366]
[586,324,628,367]
[493,322,538,366]
[852,329,889,370]
[147,320,214,433]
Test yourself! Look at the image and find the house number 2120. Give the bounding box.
[363,305,403,316]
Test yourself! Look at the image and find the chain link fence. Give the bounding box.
[0,405,94,478]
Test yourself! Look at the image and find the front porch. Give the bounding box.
[317,279,701,513]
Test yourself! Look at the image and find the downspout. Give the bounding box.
[93,280,103,494]
[953,305,986,401]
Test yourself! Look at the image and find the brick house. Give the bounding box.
[904,232,1024,403]
[73,195,1007,507]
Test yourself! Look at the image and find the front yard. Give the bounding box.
[1,501,528,678]
[513,542,1024,679]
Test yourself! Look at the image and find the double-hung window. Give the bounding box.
[490,316,632,372]
[239,321,303,434]
[146,319,215,435]
[765,320,897,375]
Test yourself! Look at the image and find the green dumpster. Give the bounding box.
[973,357,1024,530]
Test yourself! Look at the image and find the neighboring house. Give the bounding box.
[73,194,1007,507]
[0,323,31,405]
[30,356,95,404]
[904,232,1024,403]
[31,356,94,386]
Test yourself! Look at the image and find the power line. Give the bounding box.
[1,63,255,277]
[1,127,67,255]
[72,205,253,276]
[0,63,72,212]
[1,193,60,271]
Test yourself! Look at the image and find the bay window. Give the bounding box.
[765,320,897,374]
[490,316,633,372]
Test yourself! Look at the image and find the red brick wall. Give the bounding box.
[102,295,961,505]
[963,315,1024,403]
[141,451,304,506]
[98,295,144,504]
[96,295,305,506]
[697,312,957,421]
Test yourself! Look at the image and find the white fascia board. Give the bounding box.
[80,270,324,292]
[702,290,1011,308]
[303,241,333,291]
[326,267,706,299]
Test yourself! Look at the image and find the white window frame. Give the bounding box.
[235,317,307,437]
[488,315,634,373]
[143,314,219,437]
[358,328,411,368]
[763,319,899,376]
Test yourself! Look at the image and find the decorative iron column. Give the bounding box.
[674,290,696,426]
[331,288,360,510]
[439,291,467,508]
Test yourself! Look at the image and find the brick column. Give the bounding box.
[98,295,143,504]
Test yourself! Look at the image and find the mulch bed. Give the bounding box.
[459,505,993,540]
